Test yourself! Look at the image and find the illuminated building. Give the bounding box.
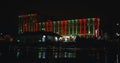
[18,14,100,39]
[18,13,38,34]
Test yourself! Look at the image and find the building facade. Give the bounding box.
[18,13,100,41]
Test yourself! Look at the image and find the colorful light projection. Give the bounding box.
[18,13,38,34]
[18,15,100,37]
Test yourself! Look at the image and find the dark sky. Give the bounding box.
[1,0,120,35]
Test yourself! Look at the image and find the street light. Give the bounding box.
[116,23,119,26]
[116,33,120,37]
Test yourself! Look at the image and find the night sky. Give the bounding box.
[1,0,120,35]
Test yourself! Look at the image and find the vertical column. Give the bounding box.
[92,18,95,36]
[75,19,78,34]
[49,20,53,32]
[83,18,87,37]
[25,23,28,32]
[94,18,99,37]
[33,22,35,32]
[18,16,22,34]
[72,20,74,35]
[26,18,28,32]
[42,22,45,31]
[45,21,49,32]
[35,22,39,32]
[68,20,71,35]
[79,19,82,35]
[63,20,66,35]
[60,20,63,35]
[62,20,67,35]
[57,21,60,34]
[31,17,34,32]
[22,18,25,33]
[39,22,41,31]
[28,15,30,32]
[87,18,91,35]
[97,18,100,37]
[65,20,67,35]
[93,18,96,37]
[53,21,56,33]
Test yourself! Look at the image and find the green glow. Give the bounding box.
[87,18,90,21]
[75,19,78,34]
[87,18,90,35]
[57,21,59,34]
[39,22,41,31]
[28,14,30,16]
[72,20,74,34]
[18,16,22,18]
[42,22,45,31]
[53,21,56,33]
[68,20,71,35]
[28,14,33,16]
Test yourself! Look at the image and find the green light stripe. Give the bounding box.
[68,20,71,35]
[75,19,78,34]
[87,18,90,35]
[72,20,74,34]
[53,21,56,33]
[57,21,59,34]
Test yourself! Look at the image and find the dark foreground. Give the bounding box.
[0,39,120,63]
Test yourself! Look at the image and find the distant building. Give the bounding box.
[18,13,100,41]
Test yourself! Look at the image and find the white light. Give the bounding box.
[42,52,45,59]
[42,35,46,42]
[55,37,58,42]
[55,52,58,58]
[116,33,120,36]
[116,23,119,26]
[0,33,3,35]
[65,38,67,42]
[43,35,46,38]
[89,31,90,34]
[59,37,62,40]
[17,40,20,42]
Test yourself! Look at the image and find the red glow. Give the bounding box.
[93,18,99,21]
[33,13,37,17]
[25,23,28,32]
[22,14,28,18]
[79,19,82,34]
[94,18,100,37]
[63,20,67,35]
[45,22,49,32]
[83,18,87,37]
[22,21,25,33]
[49,20,53,32]
[97,19,100,37]
[35,22,39,32]
[60,21,63,34]
[65,20,67,34]
[33,23,35,32]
